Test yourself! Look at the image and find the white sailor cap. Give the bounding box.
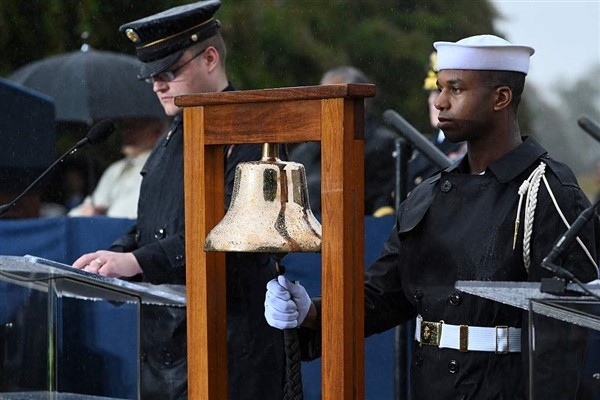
[434,34,535,75]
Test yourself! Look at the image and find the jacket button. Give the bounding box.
[414,290,423,303]
[448,359,460,374]
[175,254,184,261]
[441,180,453,192]
[449,291,462,306]
[154,228,166,239]
[135,230,141,241]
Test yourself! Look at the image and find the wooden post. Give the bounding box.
[177,84,374,399]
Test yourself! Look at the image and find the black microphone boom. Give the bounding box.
[383,109,452,170]
[0,119,116,217]
[75,119,116,147]
[577,115,600,144]
[541,196,600,279]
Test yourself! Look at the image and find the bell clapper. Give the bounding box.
[271,252,288,276]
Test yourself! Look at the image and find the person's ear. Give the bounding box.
[204,46,219,71]
[494,86,512,111]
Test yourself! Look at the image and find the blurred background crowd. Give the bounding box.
[0,0,598,219]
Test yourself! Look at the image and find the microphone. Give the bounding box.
[0,119,116,217]
[383,109,452,170]
[577,115,600,144]
[541,196,600,280]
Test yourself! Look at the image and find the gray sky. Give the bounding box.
[491,0,600,97]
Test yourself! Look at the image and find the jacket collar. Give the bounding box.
[449,136,547,183]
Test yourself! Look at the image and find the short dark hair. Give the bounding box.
[479,70,526,112]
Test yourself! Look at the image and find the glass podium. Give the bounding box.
[0,255,186,400]
[456,280,600,400]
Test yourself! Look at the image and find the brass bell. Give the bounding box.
[204,143,322,253]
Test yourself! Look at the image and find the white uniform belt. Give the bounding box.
[415,315,521,353]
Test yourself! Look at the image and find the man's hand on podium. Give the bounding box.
[72,250,142,278]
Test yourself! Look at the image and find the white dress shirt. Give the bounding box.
[69,151,150,219]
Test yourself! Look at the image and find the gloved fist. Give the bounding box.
[264,275,311,329]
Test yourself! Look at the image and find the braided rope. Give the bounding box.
[275,259,304,400]
[282,329,304,400]
[521,162,546,272]
[514,161,598,275]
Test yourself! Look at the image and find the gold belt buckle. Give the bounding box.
[420,321,442,346]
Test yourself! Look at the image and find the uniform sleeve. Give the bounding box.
[297,225,417,361]
[109,224,138,252]
[132,233,186,284]
[364,225,417,336]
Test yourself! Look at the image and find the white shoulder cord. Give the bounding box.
[541,174,599,273]
[513,162,598,274]
[514,162,546,272]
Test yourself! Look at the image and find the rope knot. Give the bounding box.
[518,180,530,196]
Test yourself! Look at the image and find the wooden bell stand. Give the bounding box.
[176,83,375,399]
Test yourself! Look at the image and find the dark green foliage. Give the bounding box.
[1,0,500,133]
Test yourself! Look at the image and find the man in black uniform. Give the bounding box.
[73,1,285,399]
[265,35,599,399]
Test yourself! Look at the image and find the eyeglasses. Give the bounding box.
[145,48,207,84]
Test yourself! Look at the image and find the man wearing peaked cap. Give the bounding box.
[74,1,286,399]
[119,0,221,81]
[265,34,598,399]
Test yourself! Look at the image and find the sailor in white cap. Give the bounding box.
[73,2,286,399]
[265,34,599,399]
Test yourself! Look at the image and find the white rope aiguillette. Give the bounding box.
[513,161,598,274]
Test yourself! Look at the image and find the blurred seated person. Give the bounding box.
[289,66,397,217]
[69,117,166,219]
[38,158,89,218]
[408,52,466,191]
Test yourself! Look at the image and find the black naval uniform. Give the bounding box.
[111,86,285,399]
[300,136,598,399]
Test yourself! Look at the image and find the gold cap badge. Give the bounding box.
[126,29,140,43]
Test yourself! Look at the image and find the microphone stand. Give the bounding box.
[540,196,600,296]
[392,136,412,400]
[383,109,451,170]
[0,142,85,217]
[0,120,115,218]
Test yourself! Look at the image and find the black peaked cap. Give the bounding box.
[119,0,221,80]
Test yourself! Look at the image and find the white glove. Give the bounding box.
[264,275,311,329]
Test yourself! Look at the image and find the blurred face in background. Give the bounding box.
[428,90,440,129]
[119,118,164,157]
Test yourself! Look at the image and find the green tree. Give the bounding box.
[219,0,499,132]
[1,0,500,133]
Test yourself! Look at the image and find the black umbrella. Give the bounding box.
[9,48,164,125]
